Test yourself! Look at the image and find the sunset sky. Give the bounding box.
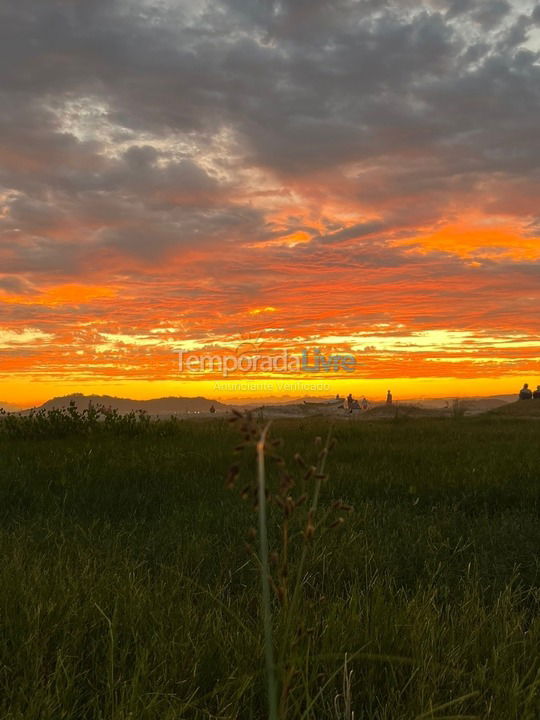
[1,0,540,407]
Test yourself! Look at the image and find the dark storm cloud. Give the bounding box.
[0,0,539,275]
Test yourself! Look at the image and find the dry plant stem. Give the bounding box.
[257,421,279,720]
[289,426,332,615]
[278,427,334,711]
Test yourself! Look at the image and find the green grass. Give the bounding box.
[0,415,539,719]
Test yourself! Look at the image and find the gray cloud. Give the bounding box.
[0,276,33,294]
[0,0,539,278]
[472,0,511,29]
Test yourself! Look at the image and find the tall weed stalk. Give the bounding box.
[227,412,353,719]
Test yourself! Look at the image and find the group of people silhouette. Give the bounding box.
[341,393,369,411]
[341,390,393,412]
[519,383,540,400]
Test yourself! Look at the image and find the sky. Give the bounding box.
[1,0,540,407]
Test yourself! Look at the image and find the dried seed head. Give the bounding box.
[333,500,354,512]
[294,453,307,468]
[329,517,346,529]
[284,496,295,517]
[304,511,315,541]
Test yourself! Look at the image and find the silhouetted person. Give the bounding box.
[533,386,540,400]
[209,404,216,413]
[386,389,393,405]
[361,397,368,411]
[519,383,533,400]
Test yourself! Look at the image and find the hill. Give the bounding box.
[36,394,229,416]
[488,399,540,418]
[363,403,445,419]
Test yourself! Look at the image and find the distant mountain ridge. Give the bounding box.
[12,392,518,416]
[36,393,229,415]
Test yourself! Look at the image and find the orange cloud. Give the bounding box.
[406,219,540,261]
[0,285,118,310]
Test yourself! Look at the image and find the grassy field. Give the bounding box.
[1,412,539,719]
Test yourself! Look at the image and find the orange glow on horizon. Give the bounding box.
[2,220,540,406]
[2,375,533,411]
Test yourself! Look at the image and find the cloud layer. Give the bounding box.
[1,0,539,401]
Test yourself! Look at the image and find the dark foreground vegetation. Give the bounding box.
[0,408,539,719]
